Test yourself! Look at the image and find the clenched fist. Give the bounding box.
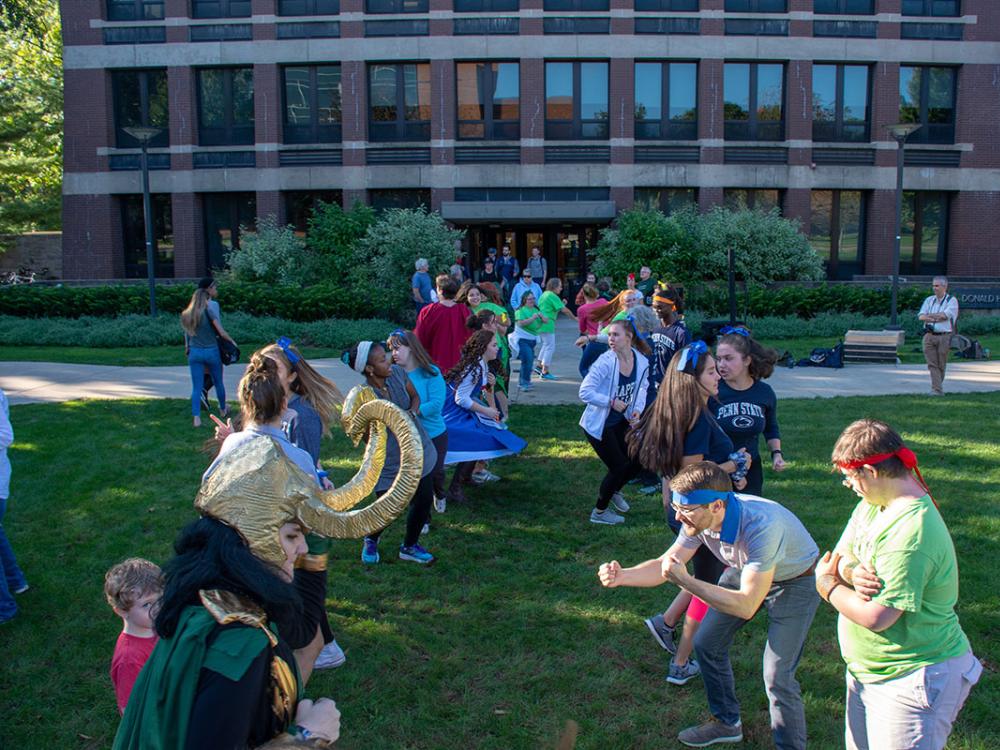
[598,560,622,587]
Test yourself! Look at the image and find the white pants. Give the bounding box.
[845,650,982,750]
[537,332,556,367]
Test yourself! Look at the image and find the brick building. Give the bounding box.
[60,0,1000,285]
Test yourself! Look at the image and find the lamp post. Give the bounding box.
[886,122,921,330]
[123,125,165,316]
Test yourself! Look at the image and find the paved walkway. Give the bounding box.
[3,318,999,406]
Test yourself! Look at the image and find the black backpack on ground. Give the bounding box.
[796,341,844,369]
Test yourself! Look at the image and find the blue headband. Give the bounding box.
[676,340,708,372]
[276,336,301,367]
[719,325,750,337]
[387,328,407,345]
[671,489,731,506]
[623,313,642,339]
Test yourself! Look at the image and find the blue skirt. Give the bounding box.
[442,389,526,465]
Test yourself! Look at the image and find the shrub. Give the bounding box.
[226,216,329,287]
[355,207,465,316]
[590,207,687,284]
[689,284,928,319]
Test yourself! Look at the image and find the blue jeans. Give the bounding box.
[0,496,28,622]
[578,340,606,377]
[518,339,536,385]
[188,345,225,417]
[694,568,819,750]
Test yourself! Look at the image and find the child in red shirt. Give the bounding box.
[104,558,163,714]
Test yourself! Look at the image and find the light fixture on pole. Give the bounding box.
[886,122,921,330]
[123,125,166,317]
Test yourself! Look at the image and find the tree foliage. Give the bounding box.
[0,0,62,239]
[226,216,328,287]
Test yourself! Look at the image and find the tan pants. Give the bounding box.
[923,333,952,393]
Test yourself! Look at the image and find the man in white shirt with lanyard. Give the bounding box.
[917,276,959,395]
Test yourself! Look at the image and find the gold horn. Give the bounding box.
[315,386,388,512]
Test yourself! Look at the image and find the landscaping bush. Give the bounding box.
[0,313,395,349]
[226,216,328,287]
[589,207,687,284]
[689,283,929,319]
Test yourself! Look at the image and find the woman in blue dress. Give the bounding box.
[443,330,527,503]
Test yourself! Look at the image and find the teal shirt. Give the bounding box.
[406,365,447,438]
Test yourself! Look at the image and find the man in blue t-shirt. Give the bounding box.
[495,244,519,302]
[411,258,433,314]
[598,461,819,750]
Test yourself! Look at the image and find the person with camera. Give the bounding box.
[917,277,958,395]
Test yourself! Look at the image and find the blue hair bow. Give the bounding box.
[719,325,750,337]
[276,336,301,367]
[623,313,641,339]
[676,340,708,372]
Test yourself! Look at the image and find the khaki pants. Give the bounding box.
[922,333,952,393]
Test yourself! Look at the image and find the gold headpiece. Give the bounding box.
[195,387,421,567]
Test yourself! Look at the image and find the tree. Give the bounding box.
[590,206,689,284]
[0,0,62,240]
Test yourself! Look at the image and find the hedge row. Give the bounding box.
[0,281,930,322]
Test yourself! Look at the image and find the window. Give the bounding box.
[278,0,340,12]
[364,19,429,35]
[368,63,431,142]
[724,0,785,10]
[902,0,959,15]
[724,189,781,212]
[723,63,784,140]
[107,0,164,20]
[203,193,256,269]
[283,66,342,143]
[635,0,698,9]
[121,194,173,278]
[455,0,518,9]
[370,189,432,210]
[809,190,864,279]
[899,66,956,144]
[112,69,169,149]
[812,64,869,142]
[545,61,609,140]
[814,0,873,11]
[635,188,697,214]
[197,68,254,146]
[457,63,520,140]
[901,192,948,275]
[634,62,697,140]
[191,0,251,17]
[366,0,428,11]
[544,0,608,9]
[544,17,610,33]
[284,191,343,235]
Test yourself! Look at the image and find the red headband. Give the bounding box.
[837,447,936,506]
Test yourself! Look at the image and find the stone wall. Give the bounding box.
[0,232,63,278]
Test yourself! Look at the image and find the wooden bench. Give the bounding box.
[844,330,904,364]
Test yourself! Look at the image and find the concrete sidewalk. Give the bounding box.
[2,317,999,406]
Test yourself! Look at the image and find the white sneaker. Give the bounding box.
[313,639,346,669]
[590,507,625,525]
[611,492,630,513]
[434,495,447,514]
[421,523,430,535]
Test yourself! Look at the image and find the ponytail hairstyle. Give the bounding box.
[589,290,635,325]
[260,339,343,434]
[180,288,211,336]
[466,309,496,332]
[386,329,438,377]
[717,328,779,381]
[609,317,652,357]
[477,281,504,306]
[628,343,714,475]
[238,353,286,426]
[581,283,599,302]
[446,329,495,386]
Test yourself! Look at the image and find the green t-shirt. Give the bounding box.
[537,291,565,334]
[515,305,545,337]
[834,494,969,683]
[473,301,509,327]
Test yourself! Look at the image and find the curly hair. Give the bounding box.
[239,353,285,426]
[105,558,162,612]
[716,332,779,381]
[446,329,495,386]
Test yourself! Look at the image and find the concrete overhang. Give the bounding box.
[440,201,616,225]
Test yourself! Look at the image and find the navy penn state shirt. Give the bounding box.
[713,380,780,458]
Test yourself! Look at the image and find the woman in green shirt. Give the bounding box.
[536,278,577,380]
[512,292,546,392]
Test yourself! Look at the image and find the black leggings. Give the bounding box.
[584,420,642,510]
[743,454,763,496]
[371,474,435,547]
[430,431,449,500]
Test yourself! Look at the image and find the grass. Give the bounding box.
[1,396,998,749]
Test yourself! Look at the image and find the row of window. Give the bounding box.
[123,188,950,280]
[113,62,957,148]
[105,0,960,20]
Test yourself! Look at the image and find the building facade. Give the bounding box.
[61,0,1000,286]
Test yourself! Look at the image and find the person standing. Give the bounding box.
[496,244,519,302]
[825,419,981,750]
[636,266,656,304]
[415,275,473,374]
[510,269,543,311]
[180,277,236,428]
[477,257,501,286]
[917,276,959,395]
[526,246,547,287]
[599,461,820,749]
[648,284,691,405]
[575,272,598,307]
[511,291,545,392]
[714,326,785,497]
[411,258,434,314]
[0,387,28,626]
[535,278,577,380]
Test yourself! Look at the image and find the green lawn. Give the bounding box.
[1,397,997,749]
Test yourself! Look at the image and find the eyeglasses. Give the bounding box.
[670,503,708,516]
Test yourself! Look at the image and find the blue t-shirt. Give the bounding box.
[684,410,734,464]
[287,395,323,464]
[605,364,637,427]
[411,271,433,304]
[714,380,780,458]
[406,365,447,439]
